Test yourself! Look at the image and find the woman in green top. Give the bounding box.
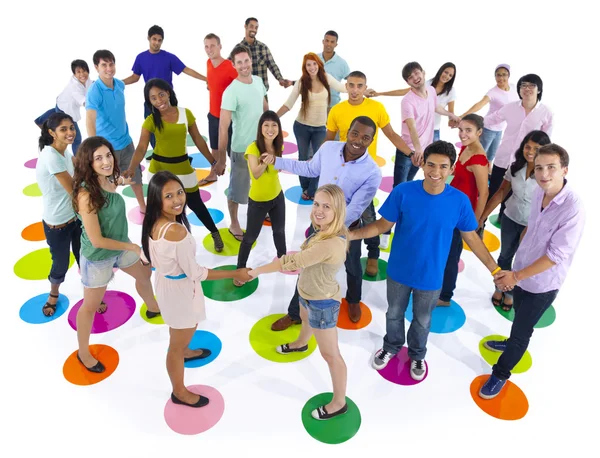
[73,136,161,373]
[126,78,224,252]
[234,111,286,286]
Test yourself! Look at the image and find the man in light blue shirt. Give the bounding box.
[318,31,350,108]
[265,116,381,330]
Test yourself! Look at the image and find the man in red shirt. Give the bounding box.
[202,33,237,185]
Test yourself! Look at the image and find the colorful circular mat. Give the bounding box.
[202,228,256,256]
[494,304,556,328]
[405,297,466,333]
[301,393,361,444]
[14,248,75,280]
[360,257,387,281]
[63,344,119,385]
[337,299,372,330]
[19,293,69,324]
[376,346,429,385]
[67,290,136,333]
[463,230,500,252]
[469,375,529,420]
[164,385,225,435]
[202,265,259,301]
[478,335,532,373]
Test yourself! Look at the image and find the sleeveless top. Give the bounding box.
[451,146,489,210]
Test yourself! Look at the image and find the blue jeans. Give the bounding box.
[439,228,463,302]
[34,106,83,154]
[144,103,156,148]
[393,149,419,187]
[288,225,363,321]
[383,278,441,360]
[361,201,380,259]
[299,297,340,329]
[496,214,526,300]
[293,121,324,198]
[43,218,82,284]
[480,127,502,162]
[433,129,440,142]
[492,286,558,379]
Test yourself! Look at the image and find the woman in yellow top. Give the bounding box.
[249,184,349,421]
[234,110,286,286]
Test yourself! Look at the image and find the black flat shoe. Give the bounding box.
[311,403,348,420]
[184,349,212,362]
[276,343,309,354]
[171,392,209,408]
[76,352,106,373]
[146,310,161,319]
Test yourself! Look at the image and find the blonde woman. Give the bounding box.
[249,184,349,421]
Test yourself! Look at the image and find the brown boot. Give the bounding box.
[365,258,378,276]
[271,314,301,331]
[347,302,362,323]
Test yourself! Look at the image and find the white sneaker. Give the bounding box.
[410,359,426,381]
[372,349,394,370]
[379,234,390,249]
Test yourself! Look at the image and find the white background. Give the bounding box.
[2,0,598,457]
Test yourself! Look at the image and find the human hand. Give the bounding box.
[132,244,142,257]
[365,89,377,98]
[214,158,226,176]
[494,270,517,291]
[412,149,424,167]
[260,153,275,165]
[118,174,135,186]
[234,267,253,282]
[449,114,461,125]
[248,268,259,278]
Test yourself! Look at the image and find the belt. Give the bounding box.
[165,273,188,280]
[150,152,191,164]
[44,216,77,229]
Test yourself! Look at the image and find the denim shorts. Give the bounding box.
[299,297,340,329]
[80,250,139,288]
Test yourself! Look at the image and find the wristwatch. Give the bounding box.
[408,151,415,158]
[211,159,217,166]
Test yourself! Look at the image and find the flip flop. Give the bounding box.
[198,178,217,187]
[491,293,504,308]
[228,229,244,242]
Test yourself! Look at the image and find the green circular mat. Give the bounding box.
[140,302,165,325]
[23,183,42,197]
[122,184,148,198]
[479,334,532,373]
[202,265,258,301]
[373,197,380,207]
[249,314,317,363]
[489,214,502,229]
[202,228,256,256]
[14,248,75,280]
[360,257,387,281]
[494,304,556,329]
[301,392,361,444]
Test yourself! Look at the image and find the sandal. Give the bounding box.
[491,293,504,308]
[97,301,108,314]
[501,299,513,312]
[42,293,59,317]
[301,191,311,201]
[228,228,244,242]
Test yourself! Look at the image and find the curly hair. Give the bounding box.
[72,136,120,214]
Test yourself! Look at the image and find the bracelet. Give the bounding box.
[491,266,501,276]
[513,271,520,283]
[408,151,415,158]
[211,159,217,166]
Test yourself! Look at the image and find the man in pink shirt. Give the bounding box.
[394,62,460,186]
[479,144,585,399]
[485,74,553,218]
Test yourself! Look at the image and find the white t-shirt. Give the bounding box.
[56,76,93,122]
[427,79,457,130]
[36,145,75,225]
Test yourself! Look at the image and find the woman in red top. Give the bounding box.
[438,114,489,306]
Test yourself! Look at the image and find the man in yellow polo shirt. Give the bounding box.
[326,71,412,276]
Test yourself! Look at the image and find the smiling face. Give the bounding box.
[458,120,482,146]
[495,67,509,87]
[148,86,170,112]
[148,34,163,53]
[261,119,279,142]
[407,68,426,90]
[74,66,89,85]
[345,121,375,160]
[161,180,186,217]
[204,37,221,59]
[233,51,252,78]
[519,82,539,101]
[245,20,258,39]
[50,119,76,145]
[346,76,367,102]
[523,140,542,164]
[534,154,567,194]
[91,145,114,177]
[305,59,319,77]
[95,58,115,81]
[311,190,335,229]
[422,153,454,192]
[322,34,338,54]
[439,66,455,84]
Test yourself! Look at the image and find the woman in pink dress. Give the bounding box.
[141,171,252,408]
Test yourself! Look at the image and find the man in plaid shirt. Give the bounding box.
[233,17,292,93]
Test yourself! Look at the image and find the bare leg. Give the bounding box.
[121,261,160,313]
[76,285,108,367]
[43,283,61,316]
[313,326,347,413]
[168,326,201,404]
[287,303,313,349]
[227,199,243,235]
[131,183,146,213]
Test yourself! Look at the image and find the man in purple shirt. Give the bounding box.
[123,25,208,147]
[263,116,382,330]
[480,144,585,399]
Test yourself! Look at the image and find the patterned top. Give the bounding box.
[232,38,283,91]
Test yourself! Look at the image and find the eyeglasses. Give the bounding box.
[520,83,537,90]
[495,73,509,77]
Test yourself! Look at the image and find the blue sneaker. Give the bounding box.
[479,374,507,399]
[483,340,507,352]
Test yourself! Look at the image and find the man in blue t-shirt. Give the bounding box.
[122,25,208,147]
[349,141,502,381]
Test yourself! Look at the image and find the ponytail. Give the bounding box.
[38,120,54,151]
[38,112,75,151]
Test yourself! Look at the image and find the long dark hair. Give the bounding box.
[509,130,551,177]
[38,112,74,151]
[431,62,456,96]
[144,78,178,132]
[255,110,284,162]
[141,171,191,265]
[299,53,330,118]
[73,136,120,214]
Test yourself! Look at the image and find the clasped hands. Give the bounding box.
[493,270,519,292]
[260,153,276,165]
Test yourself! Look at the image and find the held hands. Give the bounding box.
[214,157,226,176]
[279,79,293,88]
[248,268,259,278]
[448,115,461,128]
[411,149,424,167]
[260,153,276,165]
[493,270,518,291]
[233,268,253,283]
[365,89,378,98]
[117,173,135,186]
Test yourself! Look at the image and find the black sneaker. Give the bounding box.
[276,343,308,354]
